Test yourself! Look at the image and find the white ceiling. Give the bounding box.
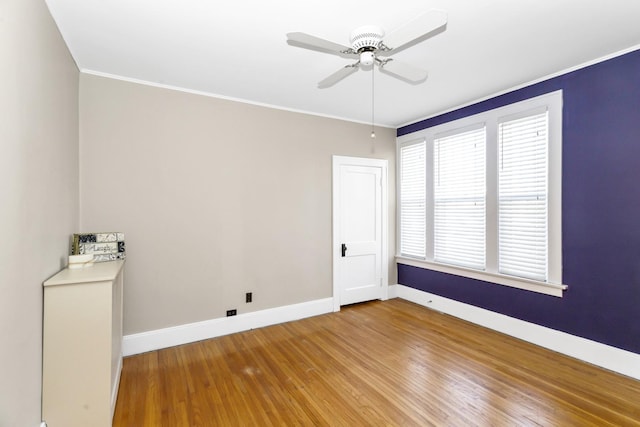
[45,0,640,128]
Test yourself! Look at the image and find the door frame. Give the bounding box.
[332,155,389,312]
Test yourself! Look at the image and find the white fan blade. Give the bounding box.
[379,59,428,83]
[318,64,359,88]
[382,10,447,53]
[287,32,355,57]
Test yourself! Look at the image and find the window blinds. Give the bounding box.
[498,111,548,281]
[434,127,486,269]
[399,141,426,258]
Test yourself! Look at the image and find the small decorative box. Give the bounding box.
[71,232,126,262]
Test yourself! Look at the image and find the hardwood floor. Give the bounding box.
[113,299,640,426]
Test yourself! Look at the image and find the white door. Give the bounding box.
[332,156,388,310]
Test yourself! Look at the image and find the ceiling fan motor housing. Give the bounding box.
[350,25,385,66]
[350,25,385,52]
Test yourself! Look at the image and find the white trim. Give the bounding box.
[396,256,566,297]
[81,70,394,129]
[332,156,389,311]
[391,284,640,381]
[396,43,640,128]
[387,283,399,299]
[122,298,333,356]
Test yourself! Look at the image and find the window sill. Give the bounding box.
[396,256,567,297]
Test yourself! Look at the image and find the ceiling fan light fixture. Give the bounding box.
[360,51,375,66]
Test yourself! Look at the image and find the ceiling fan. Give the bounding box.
[286,10,447,89]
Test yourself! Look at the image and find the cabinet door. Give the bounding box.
[43,281,113,427]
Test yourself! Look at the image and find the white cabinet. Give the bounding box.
[42,260,125,427]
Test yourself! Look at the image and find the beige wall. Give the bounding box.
[0,1,79,425]
[79,74,396,335]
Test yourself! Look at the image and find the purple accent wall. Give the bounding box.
[397,49,640,354]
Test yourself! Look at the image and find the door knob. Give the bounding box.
[341,243,347,257]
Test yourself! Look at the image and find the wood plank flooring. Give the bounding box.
[113,299,640,426]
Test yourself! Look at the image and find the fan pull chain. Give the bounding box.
[371,66,376,140]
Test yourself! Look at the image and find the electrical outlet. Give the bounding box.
[226,309,237,317]
[246,292,252,303]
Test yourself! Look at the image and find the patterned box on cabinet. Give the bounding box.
[72,232,126,262]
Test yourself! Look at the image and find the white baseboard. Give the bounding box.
[387,283,399,299]
[122,288,640,380]
[123,298,334,356]
[391,284,640,381]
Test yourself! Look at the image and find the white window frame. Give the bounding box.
[396,91,566,297]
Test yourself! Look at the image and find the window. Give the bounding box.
[498,110,548,282]
[434,126,486,269]
[397,91,565,296]
[399,141,426,258]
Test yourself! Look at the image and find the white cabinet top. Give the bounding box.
[44,260,125,287]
